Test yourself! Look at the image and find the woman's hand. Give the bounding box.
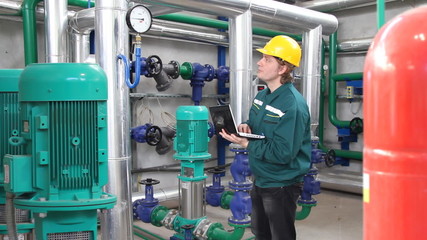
[218,128,249,148]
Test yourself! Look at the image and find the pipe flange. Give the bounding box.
[168,60,181,79]
[161,209,178,230]
[193,218,212,239]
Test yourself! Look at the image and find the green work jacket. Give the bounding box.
[246,82,311,188]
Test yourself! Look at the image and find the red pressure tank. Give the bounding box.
[363,6,427,240]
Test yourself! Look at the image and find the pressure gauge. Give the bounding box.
[126,5,153,34]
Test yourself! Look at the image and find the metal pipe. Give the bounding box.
[317,168,362,194]
[45,0,68,63]
[338,38,372,52]
[155,13,302,41]
[296,0,397,13]
[69,7,94,62]
[0,0,22,15]
[301,26,322,137]
[229,10,253,124]
[95,0,133,239]
[143,0,338,35]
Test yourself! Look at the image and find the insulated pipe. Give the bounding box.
[69,7,94,62]
[301,26,322,137]
[0,0,22,15]
[229,10,252,124]
[95,0,133,240]
[155,13,302,41]
[296,0,398,12]
[142,0,338,35]
[44,0,68,63]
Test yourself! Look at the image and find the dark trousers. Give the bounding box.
[250,184,301,240]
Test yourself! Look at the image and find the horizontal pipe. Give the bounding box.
[155,13,302,41]
[143,0,338,35]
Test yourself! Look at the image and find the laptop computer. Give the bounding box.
[209,105,265,139]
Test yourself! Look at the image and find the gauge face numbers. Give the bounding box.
[126,5,153,34]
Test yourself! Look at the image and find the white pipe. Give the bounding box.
[229,10,253,124]
[296,0,400,12]
[95,0,133,239]
[69,8,94,62]
[301,26,323,137]
[141,0,338,34]
[44,0,68,63]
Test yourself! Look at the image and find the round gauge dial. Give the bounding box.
[126,5,153,34]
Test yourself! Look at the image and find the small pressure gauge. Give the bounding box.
[126,5,153,34]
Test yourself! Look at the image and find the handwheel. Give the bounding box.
[145,55,162,77]
[146,125,162,146]
[350,117,363,134]
[324,149,336,167]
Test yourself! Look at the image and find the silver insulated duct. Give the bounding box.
[95,0,133,240]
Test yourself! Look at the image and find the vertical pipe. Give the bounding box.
[95,0,133,239]
[301,26,322,138]
[377,0,385,29]
[45,0,68,63]
[229,10,252,123]
[22,0,43,65]
[70,32,90,62]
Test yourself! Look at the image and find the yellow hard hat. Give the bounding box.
[257,35,302,67]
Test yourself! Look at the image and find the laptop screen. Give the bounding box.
[209,105,238,135]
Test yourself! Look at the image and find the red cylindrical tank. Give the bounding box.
[363,6,427,240]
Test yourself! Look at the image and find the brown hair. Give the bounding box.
[275,57,296,84]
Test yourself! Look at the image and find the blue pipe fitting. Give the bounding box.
[131,57,149,76]
[133,178,160,223]
[229,148,251,183]
[299,167,320,204]
[130,123,153,143]
[182,62,215,105]
[227,146,252,224]
[208,122,215,138]
[215,65,230,83]
[229,191,252,224]
[181,224,195,240]
[206,168,226,207]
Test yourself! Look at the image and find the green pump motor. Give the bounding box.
[0,69,33,239]
[174,106,211,220]
[3,63,116,240]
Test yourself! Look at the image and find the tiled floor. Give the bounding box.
[133,189,363,240]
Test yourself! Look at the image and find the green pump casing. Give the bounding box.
[0,69,33,236]
[3,63,116,240]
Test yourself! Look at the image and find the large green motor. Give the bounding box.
[0,69,33,238]
[3,63,116,240]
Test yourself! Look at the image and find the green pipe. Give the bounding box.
[68,0,94,8]
[133,225,166,240]
[295,204,314,220]
[150,205,169,227]
[318,42,363,160]
[377,0,385,29]
[328,32,351,128]
[22,0,93,66]
[220,191,234,210]
[332,72,363,81]
[156,13,302,41]
[208,223,248,240]
[22,0,42,65]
